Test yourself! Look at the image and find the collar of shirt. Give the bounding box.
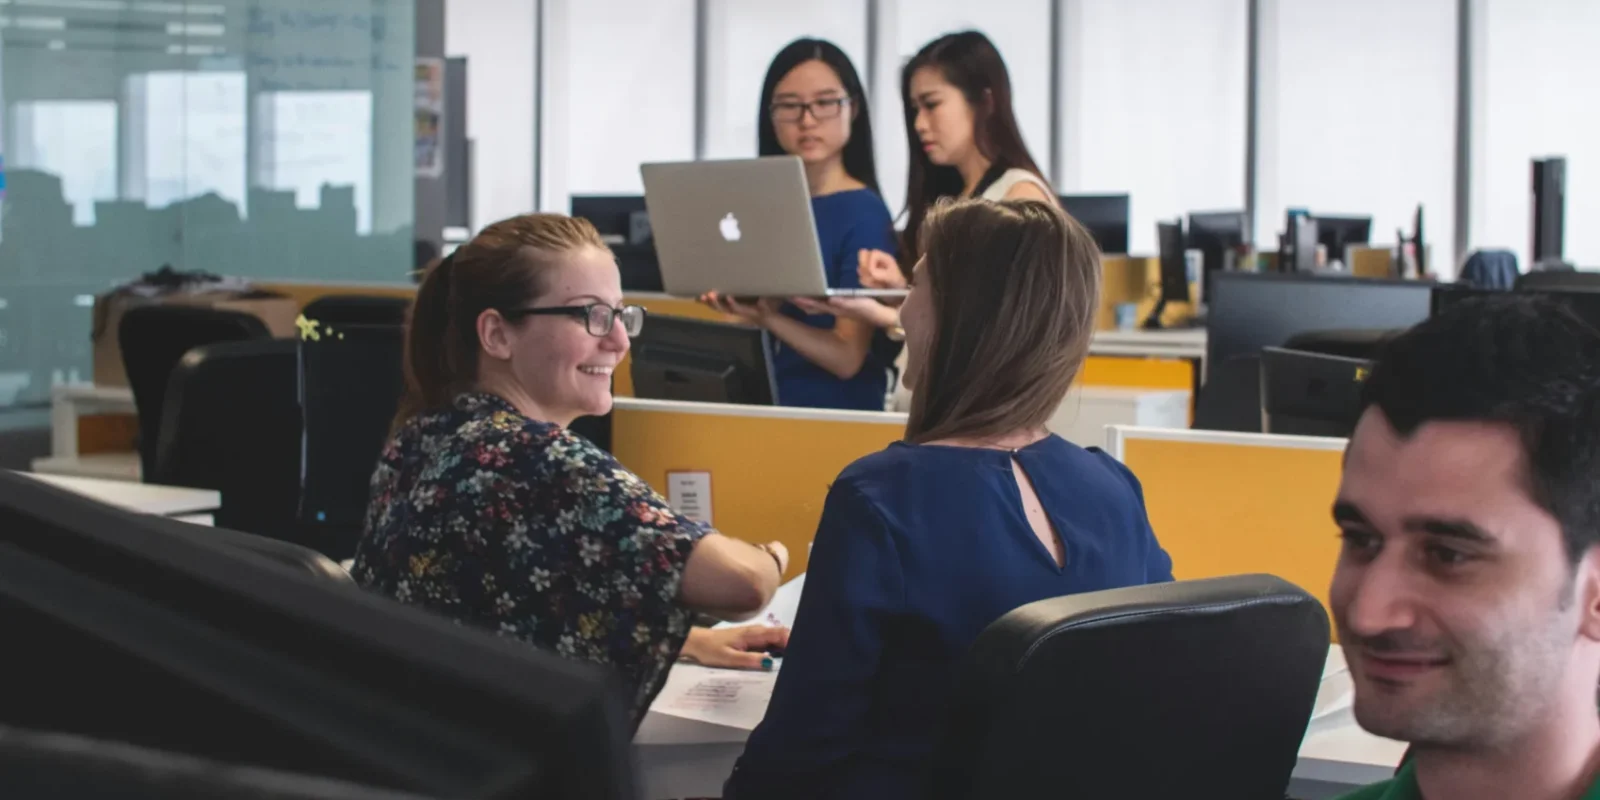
[1379,761,1600,800]
[454,391,518,416]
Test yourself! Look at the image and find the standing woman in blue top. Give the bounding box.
[724,199,1174,799]
[701,39,899,411]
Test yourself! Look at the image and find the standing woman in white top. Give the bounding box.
[797,30,1056,327]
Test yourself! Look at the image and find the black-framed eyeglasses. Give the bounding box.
[501,303,646,337]
[769,96,851,123]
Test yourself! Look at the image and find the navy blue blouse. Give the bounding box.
[726,435,1174,798]
[769,188,897,411]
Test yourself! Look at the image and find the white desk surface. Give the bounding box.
[633,643,1404,799]
[18,472,219,517]
[53,383,135,405]
[1089,328,1207,360]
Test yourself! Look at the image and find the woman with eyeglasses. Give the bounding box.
[352,213,794,729]
[702,39,899,411]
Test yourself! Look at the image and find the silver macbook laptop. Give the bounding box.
[639,156,907,298]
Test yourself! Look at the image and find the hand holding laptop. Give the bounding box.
[700,291,781,323]
[858,248,908,290]
[789,295,901,329]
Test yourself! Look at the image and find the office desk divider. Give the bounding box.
[1105,425,1347,632]
[610,397,906,577]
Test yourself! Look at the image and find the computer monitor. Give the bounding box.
[1058,194,1130,255]
[1143,221,1189,329]
[1312,215,1372,267]
[1259,346,1371,438]
[1206,272,1433,371]
[1186,210,1247,302]
[571,194,661,291]
[630,316,777,405]
[1532,157,1567,266]
[0,471,636,799]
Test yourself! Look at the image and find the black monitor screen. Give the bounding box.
[1206,272,1433,371]
[571,195,661,291]
[1187,210,1247,301]
[1156,221,1189,303]
[1312,215,1372,264]
[630,316,776,405]
[1059,194,1130,255]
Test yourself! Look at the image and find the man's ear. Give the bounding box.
[1577,548,1600,643]
[477,308,514,362]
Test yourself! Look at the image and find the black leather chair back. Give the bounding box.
[119,305,271,479]
[301,294,411,328]
[153,339,306,547]
[299,322,406,559]
[149,513,354,585]
[931,574,1329,800]
[1281,328,1401,361]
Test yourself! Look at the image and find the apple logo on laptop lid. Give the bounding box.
[719,212,742,243]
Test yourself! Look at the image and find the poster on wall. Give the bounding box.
[414,57,445,179]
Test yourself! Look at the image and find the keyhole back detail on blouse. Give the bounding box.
[1011,455,1066,568]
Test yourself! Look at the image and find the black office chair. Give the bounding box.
[301,294,412,328]
[1281,328,1402,361]
[1515,269,1600,292]
[299,323,406,560]
[119,305,272,479]
[152,339,306,546]
[151,514,354,585]
[930,574,1329,800]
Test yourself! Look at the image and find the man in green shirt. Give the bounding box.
[1329,295,1600,800]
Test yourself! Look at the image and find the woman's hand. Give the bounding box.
[858,249,907,290]
[700,291,779,325]
[790,296,901,329]
[681,624,792,671]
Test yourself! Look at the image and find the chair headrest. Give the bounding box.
[933,575,1329,799]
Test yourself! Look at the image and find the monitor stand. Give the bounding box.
[1140,297,1168,330]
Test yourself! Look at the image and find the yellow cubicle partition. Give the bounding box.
[1106,425,1346,628]
[610,398,905,577]
[1080,356,1192,391]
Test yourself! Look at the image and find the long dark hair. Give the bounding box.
[394,214,610,430]
[906,199,1100,444]
[757,38,880,196]
[899,30,1046,268]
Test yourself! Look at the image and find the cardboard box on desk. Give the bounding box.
[90,290,301,387]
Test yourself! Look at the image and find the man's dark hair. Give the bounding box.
[1361,294,1600,563]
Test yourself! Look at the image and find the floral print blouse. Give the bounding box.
[352,391,708,726]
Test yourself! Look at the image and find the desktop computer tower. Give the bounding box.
[1532,157,1566,266]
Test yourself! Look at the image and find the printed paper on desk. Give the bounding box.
[667,471,713,526]
[716,573,805,631]
[650,663,777,731]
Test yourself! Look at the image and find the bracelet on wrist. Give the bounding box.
[758,543,784,575]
